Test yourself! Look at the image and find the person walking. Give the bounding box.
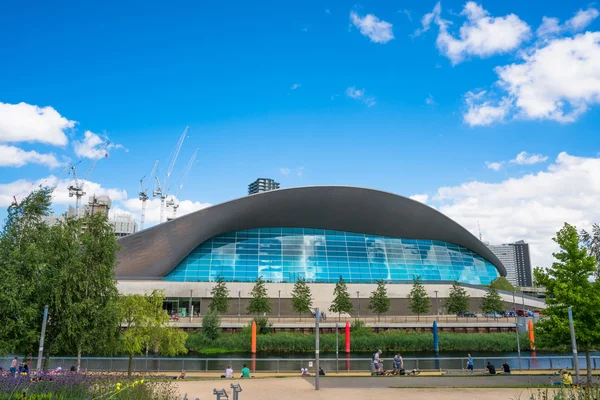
[373,350,382,373]
[9,357,18,377]
[466,354,474,372]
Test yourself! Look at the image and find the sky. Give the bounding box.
[1,0,599,269]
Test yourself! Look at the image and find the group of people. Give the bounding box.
[220,364,251,379]
[466,354,511,374]
[8,357,29,377]
[371,350,417,376]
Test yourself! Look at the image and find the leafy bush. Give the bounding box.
[251,316,273,335]
[202,310,221,340]
[350,319,372,336]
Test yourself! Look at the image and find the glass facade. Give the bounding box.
[164,228,500,285]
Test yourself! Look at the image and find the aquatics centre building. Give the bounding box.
[115,186,543,316]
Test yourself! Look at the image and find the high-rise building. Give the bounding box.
[248,178,280,195]
[486,240,532,287]
[112,213,138,237]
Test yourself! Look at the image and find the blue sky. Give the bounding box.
[1,0,600,267]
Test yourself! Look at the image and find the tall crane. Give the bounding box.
[139,159,159,230]
[154,126,188,223]
[167,147,199,220]
[68,141,110,218]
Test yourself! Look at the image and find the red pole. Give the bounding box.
[251,321,257,354]
[528,319,535,350]
[345,321,350,353]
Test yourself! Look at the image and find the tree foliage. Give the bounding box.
[407,276,430,320]
[489,277,520,293]
[209,276,230,314]
[247,276,272,315]
[368,280,390,321]
[445,281,470,315]
[202,310,221,340]
[481,287,505,313]
[580,223,600,278]
[329,276,353,317]
[291,278,313,320]
[535,223,600,383]
[118,290,187,375]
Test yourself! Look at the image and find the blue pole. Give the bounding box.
[433,321,439,353]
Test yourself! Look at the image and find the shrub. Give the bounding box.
[202,310,221,340]
[252,316,273,335]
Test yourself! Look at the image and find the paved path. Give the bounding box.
[175,378,557,400]
[308,375,561,388]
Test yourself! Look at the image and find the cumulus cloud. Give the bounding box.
[350,11,395,44]
[463,91,511,126]
[537,8,599,37]
[485,161,504,171]
[409,194,429,204]
[121,197,211,226]
[416,2,530,64]
[0,102,75,146]
[0,145,62,168]
[279,168,291,175]
[345,86,376,107]
[73,131,124,160]
[510,151,548,165]
[467,32,600,125]
[431,152,600,268]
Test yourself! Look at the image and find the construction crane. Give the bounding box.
[154,126,188,223]
[138,159,160,230]
[167,147,199,220]
[68,141,110,218]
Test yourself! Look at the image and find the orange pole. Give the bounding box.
[528,320,535,350]
[251,321,257,354]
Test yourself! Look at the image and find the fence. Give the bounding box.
[2,356,596,373]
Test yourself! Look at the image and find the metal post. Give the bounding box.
[515,322,522,370]
[278,290,281,320]
[512,291,516,315]
[199,297,203,317]
[522,293,525,310]
[568,307,580,383]
[189,290,193,322]
[315,307,320,390]
[36,305,49,370]
[336,323,339,373]
[434,290,439,318]
[238,290,241,321]
[357,292,360,319]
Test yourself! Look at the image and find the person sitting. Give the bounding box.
[225,365,233,378]
[554,370,573,387]
[173,371,186,380]
[319,367,325,376]
[301,368,310,376]
[501,361,511,374]
[485,362,496,375]
[240,364,251,378]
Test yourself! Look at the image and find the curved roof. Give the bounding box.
[115,186,506,279]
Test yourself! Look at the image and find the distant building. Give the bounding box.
[248,178,280,195]
[112,213,138,237]
[486,240,533,287]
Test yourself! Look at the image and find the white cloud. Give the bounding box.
[425,94,437,105]
[463,91,511,126]
[417,2,530,64]
[537,8,599,37]
[485,161,504,171]
[0,145,62,168]
[510,151,548,165]
[431,152,600,268]
[401,9,413,22]
[73,131,124,160]
[409,194,429,204]
[290,83,301,90]
[350,11,395,44]
[297,167,304,177]
[121,197,211,226]
[345,86,376,107]
[279,168,291,175]
[0,102,75,146]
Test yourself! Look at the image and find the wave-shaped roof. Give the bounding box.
[115,186,506,279]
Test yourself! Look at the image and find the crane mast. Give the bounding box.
[167,147,199,220]
[139,159,159,230]
[67,141,109,218]
[154,126,188,223]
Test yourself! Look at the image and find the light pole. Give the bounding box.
[357,291,360,319]
[512,291,516,317]
[335,323,339,373]
[568,307,580,383]
[278,290,281,320]
[36,305,49,371]
[314,307,320,390]
[434,290,439,318]
[189,289,193,322]
[238,290,241,321]
[515,322,522,370]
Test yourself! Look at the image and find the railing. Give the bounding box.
[177,315,528,324]
[2,356,594,373]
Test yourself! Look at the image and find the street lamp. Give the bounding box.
[357,291,360,319]
[189,289,193,322]
[568,307,580,383]
[434,290,439,318]
[313,307,320,391]
[515,322,523,370]
[238,290,241,321]
[278,290,281,320]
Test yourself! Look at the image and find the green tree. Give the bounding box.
[291,278,313,320]
[481,287,505,314]
[489,277,520,293]
[329,276,353,319]
[407,276,430,321]
[445,281,470,315]
[247,276,272,315]
[368,280,391,321]
[209,276,230,314]
[581,224,600,278]
[118,290,188,375]
[202,310,221,340]
[535,223,600,384]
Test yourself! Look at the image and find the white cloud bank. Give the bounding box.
[429,152,600,268]
[0,102,75,146]
[350,11,395,44]
[0,145,62,168]
[537,8,599,37]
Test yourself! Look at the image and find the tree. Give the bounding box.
[535,223,600,384]
[329,275,353,319]
[489,277,520,293]
[407,276,430,321]
[481,287,505,313]
[247,276,272,315]
[209,276,230,314]
[202,310,221,340]
[445,281,470,315]
[368,280,390,321]
[118,290,188,375]
[291,278,313,320]
[581,224,600,278]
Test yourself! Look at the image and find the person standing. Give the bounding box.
[9,357,18,377]
[394,352,404,371]
[466,354,474,372]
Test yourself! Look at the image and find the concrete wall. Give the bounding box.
[117,281,545,315]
